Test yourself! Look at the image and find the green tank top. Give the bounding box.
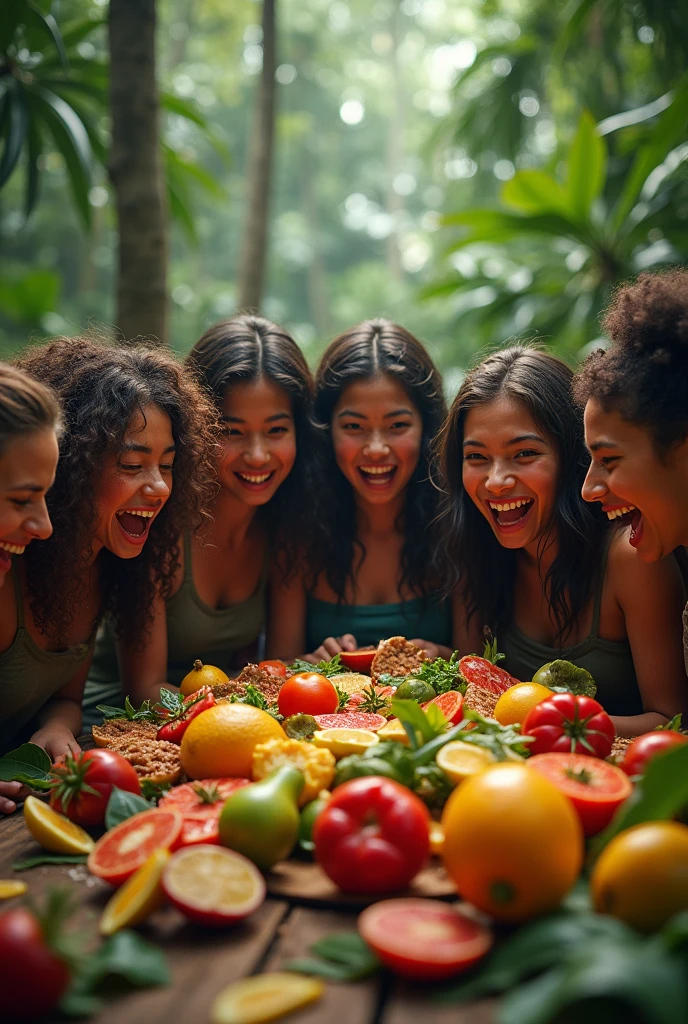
[306,593,452,651]
[0,569,93,755]
[83,532,269,726]
[500,535,642,716]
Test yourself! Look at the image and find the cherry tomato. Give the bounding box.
[0,908,70,1021]
[522,692,615,759]
[49,748,142,827]
[278,672,339,718]
[259,660,288,678]
[313,776,430,894]
[358,898,493,981]
[156,686,216,744]
[528,752,633,836]
[621,730,688,777]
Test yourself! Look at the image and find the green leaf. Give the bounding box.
[0,0,24,52]
[501,170,571,217]
[24,114,42,218]
[13,854,88,871]
[442,208,594,250]
[62,930,170,1015]
[25,3,68,71]
[390,698,446,749]
[31,86,92,229]
[566,110,607,221]
[0,742,52,785]
[414,652,465,695]
[592,743,688,857]
[160,91,208,128]
[105,787,152,830]
[0,81,28,188]
[285,931,380,981]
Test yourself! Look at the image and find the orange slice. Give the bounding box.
[23,795,95,855]
[211,973,323,1024]
[99,848,170,936]
[0,880,27,899]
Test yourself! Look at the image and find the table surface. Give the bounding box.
[0,810,497,1024]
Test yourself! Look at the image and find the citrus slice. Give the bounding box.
[88,807,182,886]
[0,880,27,899]
[377,718,411,745]
[23,795,95,855]
[436,741,495,786]
[99,848,170,936]
[211,973,323,1024]
[163,845,266,926]
[429,821,445,857]
[312,728,379,758]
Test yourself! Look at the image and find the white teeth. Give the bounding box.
[359,465,395,475]
[119,510,155,518]
[238,472,271,483]
[0,542,25,555]
[488,498,531,511]
[606,505,636,520]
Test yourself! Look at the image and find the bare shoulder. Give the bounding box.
[606,527,683,598]
[0,572,19,652]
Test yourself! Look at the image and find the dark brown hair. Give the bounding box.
[0,362,61,455]
[436,345,606,640]
[16,336,216,645]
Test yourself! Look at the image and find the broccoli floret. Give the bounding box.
[533,660,597,698]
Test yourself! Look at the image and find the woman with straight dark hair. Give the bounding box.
[437,344,687,735]
[270,318,454,661]
[82,314,313,722]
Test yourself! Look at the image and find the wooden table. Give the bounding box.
[0,813,495,1024]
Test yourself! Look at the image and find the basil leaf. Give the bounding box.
[311,932,377,969]
[13,854,88,871]
[284,958,368,981]
[0,742,52,785]
[390,698,446,748]
[105,787,152,830]
[87,930,171,987]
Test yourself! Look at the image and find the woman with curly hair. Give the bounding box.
[270,319,453,661]
[575,268,688,679]
[437,344,687,735]
[82,314,313,723]
[0,336,215,778]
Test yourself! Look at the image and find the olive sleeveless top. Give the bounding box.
[82,531,269,726]
[500,534,642,716]
[0,569,93,755]
[306,593,452,652]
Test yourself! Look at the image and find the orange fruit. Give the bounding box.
[180,659,230,696]
[591,821,688,932]
[180,703,286,779]
[99,848,170,935]
[494,682,552,727]
[441,763,583,922]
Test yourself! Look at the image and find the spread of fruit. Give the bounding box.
[2,637,688,1022]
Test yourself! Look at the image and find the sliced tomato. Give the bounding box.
[423,691,464,725]
[88,808,183,886]
[528,752,632,836]
[314,711,387,732]
[458,655,517,695]
[339,649,376,674]
[160,779,251,848]
[358,898,493,981]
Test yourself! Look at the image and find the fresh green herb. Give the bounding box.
[659,714,684,732]
[104,787,153,830]
[140,778,172,801]
[414,651,466,695]
[412,762,453,810]
[0,742,52,790]
[482,628,505,665]
[410,711,533,767]
[284,713,319,740]
[335,686,350,710]
[375,673,407,688]
[390,698,449,750]
[13,854,88,871]
[95,696,160,723]
[288,653,346,678]
[286,931,380,982]
[357,682,392,716]
[230,685,283,721]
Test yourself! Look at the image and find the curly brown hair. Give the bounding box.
[15,336,217,645]
[573,268,688,451]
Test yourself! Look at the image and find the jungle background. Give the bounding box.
[1,0,687,383]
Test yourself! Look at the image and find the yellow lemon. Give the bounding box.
[377,718,411,745]
[494,682,552,727]
[0,880,27,899]
[23,796,95,855]
[99,848,170,936]
[211,973,323,1024]
[436,741,495,786]
[312,728,380,759]
[181,703,286,779]
[180,659,230,696]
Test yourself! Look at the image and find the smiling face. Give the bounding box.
[331,375,423,508]
[216,376,297,506]
[91,403,175,559]
[582,398,688,561]
[462,394,559,553]
[0,427,59,585]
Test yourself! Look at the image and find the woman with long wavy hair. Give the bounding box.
[436,344,687,735]
[82,314,313,723]
[0,336,215,780]
[270,318,454,661]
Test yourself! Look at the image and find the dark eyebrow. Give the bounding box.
[384,408,414,418]
[121,443,176,454]
[336,409,366,420]
[220,413,292,424]
[505,434,545,446]
[588,440,619,452]
[463,439,485,449]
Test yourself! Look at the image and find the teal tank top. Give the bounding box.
[306,593,452,651]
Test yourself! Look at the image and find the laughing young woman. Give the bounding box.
[437,345,688,736]
[270,319,453,662]
[82,314,313,724]
[574,269,688,677]
[0,337,213,802]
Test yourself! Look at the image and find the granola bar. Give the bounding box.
[371,636,427,682]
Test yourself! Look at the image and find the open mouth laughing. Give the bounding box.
[357,464,398,487]
[487,497,534,530]
[603,503,643,546]
[0,540,25,573]
[234,470,276,490]
[115,508,157,545]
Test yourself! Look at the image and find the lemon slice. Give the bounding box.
[100,848,170,936]
[0,880,27,899]
[436,741,495,786]
[211,973,323,1024]
[23,795,95,855]
[312,728,379,758]
[377,718,412,745]
[429,821,445,857]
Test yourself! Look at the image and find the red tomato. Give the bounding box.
[621,730,688,777]
[313,776,430,894]
[160,778,251,847]
[49,748,142,828]
[278,672,339,718]
[0,908,71,1021]
[339,649,376,674]
[423,690,465,725]
[522,692,615,759]
[156,686,216,744]
[528,752,633,836]
[258,659,288,678]
[88,807,183,886]
[358,898,493,981]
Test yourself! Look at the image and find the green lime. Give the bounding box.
[394,678,436,702]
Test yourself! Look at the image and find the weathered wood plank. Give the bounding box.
[382,988,496,1024]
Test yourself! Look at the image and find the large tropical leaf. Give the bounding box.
[566,110,607,221]
[501,170,571,218]
[30,86,92,228]
[23,1,67,71]
[0,79,28,188]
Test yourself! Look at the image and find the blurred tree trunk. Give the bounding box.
[237,0,277,311]
[108,0,168,344]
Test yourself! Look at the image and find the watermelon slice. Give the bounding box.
[458,655,518,695]
[314,711,387,732]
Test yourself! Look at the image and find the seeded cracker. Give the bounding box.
[371,636,427,682]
